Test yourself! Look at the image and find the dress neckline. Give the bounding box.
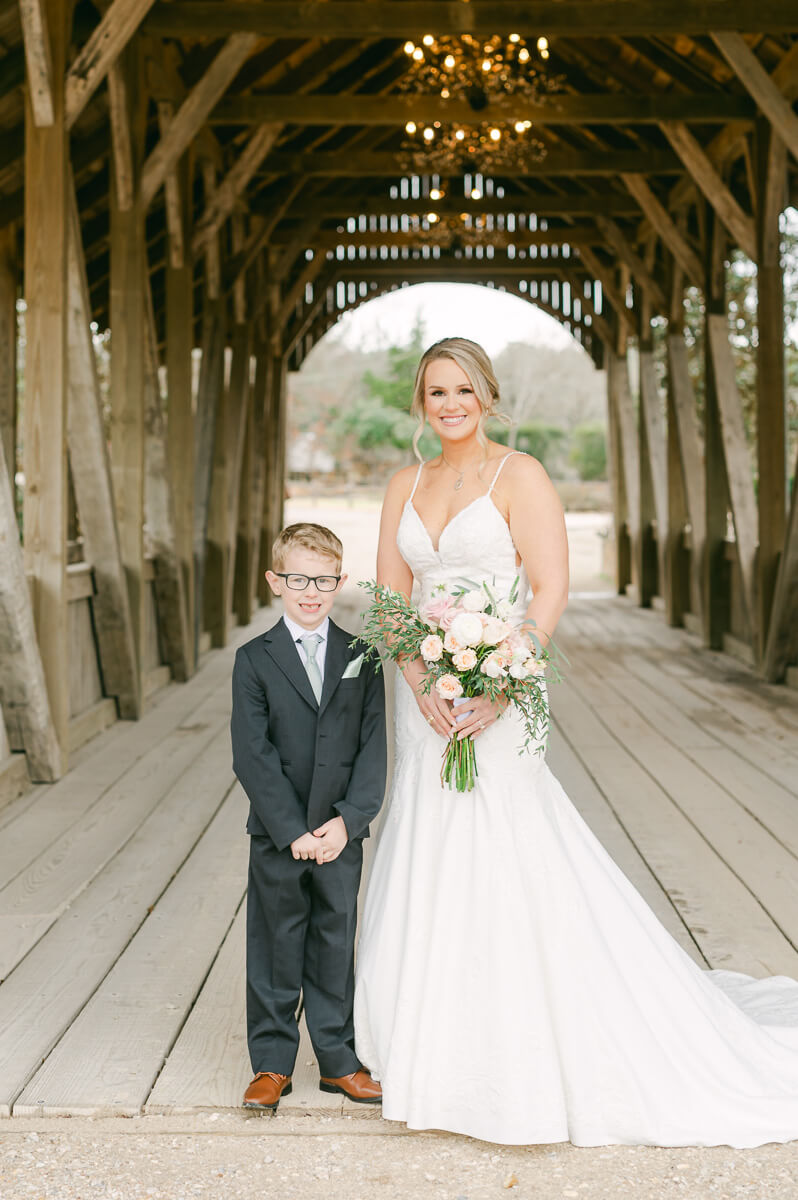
[405,493,511,555]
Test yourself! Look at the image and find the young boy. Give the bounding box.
[231,522,386,1111]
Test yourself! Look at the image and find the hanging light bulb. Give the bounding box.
[444,54,456,69]
[454,129,466,141]
[514,120,525,133]
[509,33,520,43]
[426,212,439,222]
[489,127,501,141]
[471,188,482,199]
[540,47,550,59]
[518,47,530,63]
[405,121,417,134]
[423,126,435,141]
[412,47,424,61]
[430,188,444,200]
[404,41,415,55]
[482,58,492,72]
[441,87,450,98]
[537,36,549,51]
[422,34,434,47]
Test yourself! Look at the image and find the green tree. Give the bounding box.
[569,423,607,481]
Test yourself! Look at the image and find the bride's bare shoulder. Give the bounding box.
[384,463,422,505]
[501,451,561,503]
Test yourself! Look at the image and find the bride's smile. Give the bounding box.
[423,357,482,445]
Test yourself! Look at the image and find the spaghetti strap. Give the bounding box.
[408,461,425,502]
[487,451,518,495]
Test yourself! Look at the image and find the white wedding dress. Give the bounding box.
[353,455,798,1147]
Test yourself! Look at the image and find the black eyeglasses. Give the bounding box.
[275,572,341,592]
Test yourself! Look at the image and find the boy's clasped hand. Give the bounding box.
[290,814,349,863]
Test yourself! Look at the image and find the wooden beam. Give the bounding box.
[225,320,252,625]
[595,217,666,310]
[267,192,641,219]
[23,0,68,773]
[65,178,141,718]
[109,47,147,686]
[638,344,668,537]
[287,225,602,251]
[754,120,788,662]
[143,281,191,681]
[711,33,798,165]
[763,444,798,681]
[193,293,227,655]
[107,63,134,211]
[0,229,15,481]
[276,253,328,330]
[165,145,196,674]
[245,343,271,617]
[621,173,702,284]
[224,178,304,295]
[143,2,798,38]
[660,122,756,259]
[0,429,61,780]
[140,33,257,210]
[210,91,755,127]
[666,331,705,618]
[157,102,185,269]
[65,0,158,130]
[191,122,282,255]
[249,149,682,177]
[18,0,55,126]
[706,312,759,633]
[575,245,636,338]
[607,349,639,595]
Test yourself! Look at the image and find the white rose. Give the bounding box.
[452,647,478,671]
[481,616,509,646]
[496,599,513,620]
[461,589,487,612]
[449,612,484,647]
[435,673,464,700]
[527,657,547,677]
[420,634,444,663]
[508,660,530,680]
[481,653,505,680]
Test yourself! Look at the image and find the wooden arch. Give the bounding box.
[0,2,797,786]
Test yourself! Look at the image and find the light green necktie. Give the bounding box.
[300,634,323,703]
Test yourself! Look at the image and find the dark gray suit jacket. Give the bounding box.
[231,617,386,851]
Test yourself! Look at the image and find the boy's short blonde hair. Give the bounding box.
[271,523,343,573]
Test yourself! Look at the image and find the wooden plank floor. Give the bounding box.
[0,595,796,1120]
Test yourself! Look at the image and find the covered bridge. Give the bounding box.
[1,0,798,792]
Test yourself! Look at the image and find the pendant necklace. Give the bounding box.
[440,455,468,491]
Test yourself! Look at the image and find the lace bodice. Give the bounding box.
[396,453,530,618]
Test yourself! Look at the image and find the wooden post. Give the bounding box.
[143,281,191,681]
[754,120,788,663]
[249,346,272,612]
[0,433,61,779]
[763,443,798,681]
[23,0,69,774]
[203,340,232,648]
[666,330,706,623]
[224,320,253,624]
[65,178,141,717]
[638,332,668,607]
[164,141,195,674]
[0,229,15,481]
[605,348,631,595]
[702,207,733,651]
[607,347,639,600]
[193,222,227,655]
[109,45,147,691]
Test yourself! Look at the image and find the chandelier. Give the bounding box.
[397,32,559,175]
[418,210,490,249]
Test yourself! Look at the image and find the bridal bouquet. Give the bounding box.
[358,576,558,791]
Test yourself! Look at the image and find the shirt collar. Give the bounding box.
[283,614,330,646]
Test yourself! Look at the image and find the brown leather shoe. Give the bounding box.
[319,1068,382,1104]
[243,1072,292,1111]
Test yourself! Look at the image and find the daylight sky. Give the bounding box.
[326,282,575,357]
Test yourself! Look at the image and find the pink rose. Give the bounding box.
[420,594,455,630]
[443,629,464,654]
[452,647,478,671]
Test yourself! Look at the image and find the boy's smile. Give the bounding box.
[265,548,347,630]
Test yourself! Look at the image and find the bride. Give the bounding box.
[353,336,798,1147]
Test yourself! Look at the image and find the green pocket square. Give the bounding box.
[342,653,364,679]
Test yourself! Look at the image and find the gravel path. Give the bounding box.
[2,1114,796,1200]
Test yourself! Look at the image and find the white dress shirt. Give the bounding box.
[283,614,330,682]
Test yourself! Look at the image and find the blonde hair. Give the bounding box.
[409,337,503,462]
[272,523,343,572]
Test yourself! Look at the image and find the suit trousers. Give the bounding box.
[246,835,363,1078]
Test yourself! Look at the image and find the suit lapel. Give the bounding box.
[318,620,349,716]
[263,618,319,710]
